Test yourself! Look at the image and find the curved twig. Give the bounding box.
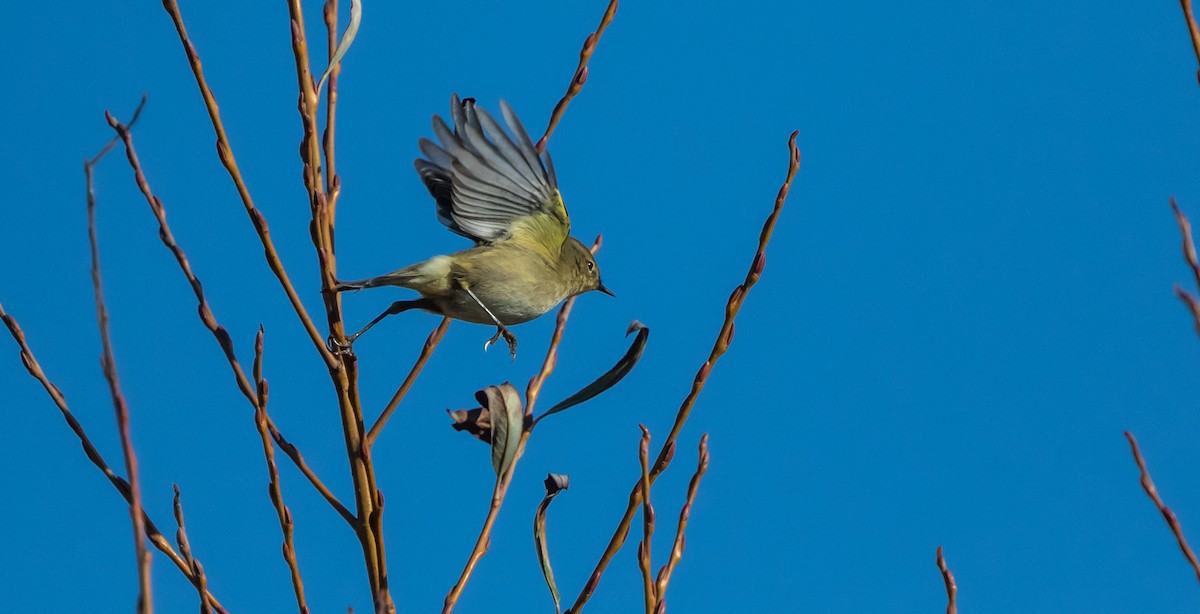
[0,306,228,613]
[536,0,620,154]
[567,132,800,613]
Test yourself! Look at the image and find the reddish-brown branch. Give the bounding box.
[536,0,619,154]
[107,112,314,609]
[567,132,800,614]
[1170,199,1200,337]
[160,0,337,370]
[253,329,310,613]
[323,0,341,203]
[86,114,153,614]
[0,306,227,612]
[104,113,355,525]
[366,317,451,446]
[936,546,957,614]
[654,434,709,608]
[280,3,388,608]
[173,486,213,614]
[637,426,656,614]
[1179,0,1200,81]
[1125,431,1200,583]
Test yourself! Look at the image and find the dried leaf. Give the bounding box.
[534,473,570,614]
[536,321,649,422]
[447,406,492,443]
[316,0,362,94]
[479,383,524,476]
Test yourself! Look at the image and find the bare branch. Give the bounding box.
[366,317,451,446]
[654,434,709,607]
[637,426,656,614]
[568,132,800,613]
[1125,431,1200,584]
[0,306,227,612]
[1179,0,1200,82]
[253,328,310,612]
[85,124,153,614]
[536,0,620,154]
[160,0,337,369]
[936,546,957,614]
[173,486,213,614]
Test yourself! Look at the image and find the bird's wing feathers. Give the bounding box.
[415,95,569,254]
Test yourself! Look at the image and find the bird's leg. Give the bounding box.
[328,300,424,353]
[463,285,518,358]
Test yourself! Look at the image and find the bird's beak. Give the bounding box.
[597,283,615,297]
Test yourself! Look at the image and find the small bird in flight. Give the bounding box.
[332,94,613,357]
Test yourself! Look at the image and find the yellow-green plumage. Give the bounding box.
[333,95,611,354]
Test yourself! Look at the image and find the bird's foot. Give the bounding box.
[327,332,359,357]
[483,327,518,359]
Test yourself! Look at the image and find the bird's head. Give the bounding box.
[561,236,614,298]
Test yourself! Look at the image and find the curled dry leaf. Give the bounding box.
[448,383,528,476]
[535,321,649,424]
[535,473,570,614]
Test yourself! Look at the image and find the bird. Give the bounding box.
[331,94,613,357]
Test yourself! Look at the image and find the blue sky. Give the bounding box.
[4,1,1200,612]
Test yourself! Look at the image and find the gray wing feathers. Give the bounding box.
[414,94,559,244]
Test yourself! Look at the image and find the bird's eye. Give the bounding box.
[586,261,595,272]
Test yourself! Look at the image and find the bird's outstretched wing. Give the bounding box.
[415,94,570,256]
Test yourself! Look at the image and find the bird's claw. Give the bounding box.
[483,328,518,359]
[327,333,358,357]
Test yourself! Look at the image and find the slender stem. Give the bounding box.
[636,426,655,614]
[160,0,337,370]
[936,546,957,614]
[85,121,153,614]
[173,486,213,614]
[323,0,341,208]
[1170,199,1200,337]
[1125,431,1200,583]
[366,317,451,446]
[107,110,316,612]
[654,434,709,607]
[282,2,388,609]
[0,306,228,613]
[1179,0,1200,69]
[567,132,800,614]
[253,329,309,612]
[536,0,620,154]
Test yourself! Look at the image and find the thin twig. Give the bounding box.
[160,0,337,370]
[108,111,314,607]
[173,485,213,614]
[1179,0,1200,76]
[654,434,709,608]
[1125,431,1200,584]
[87,104,153,614]
[253,328,310,613]
[282,3,388,610]
[366,317,451,446]
[1170,199,1200,337]
[936,546,957,614]
[0,306,227,612]
[567,132,800,613]
[637,426,656,614]
[536,0,619,154]
[323,0,341,205]
[104,113,355,526]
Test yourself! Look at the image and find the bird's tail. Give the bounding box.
[334,256,453,295]
[333,271,410,292]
